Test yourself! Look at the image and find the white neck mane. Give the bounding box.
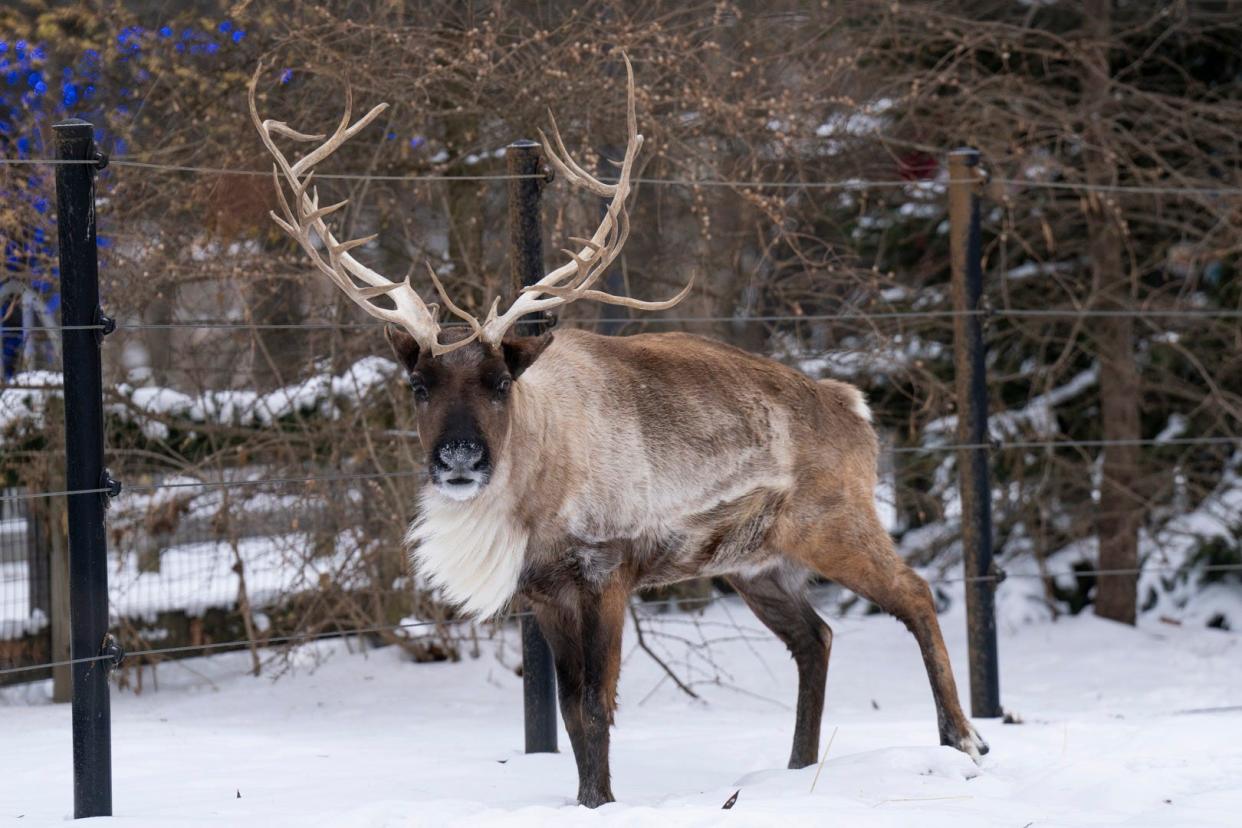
[405,483,529,618]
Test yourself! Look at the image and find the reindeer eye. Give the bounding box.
[409,374,429,402]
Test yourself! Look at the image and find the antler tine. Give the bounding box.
[480,53,684,344]
[265,122,326,142]
[623,53,638,159]
[424,262,487,355]
[250,64,484,351]
[538,118,613,197]
[535,54,640,200]
[534,273,696,311]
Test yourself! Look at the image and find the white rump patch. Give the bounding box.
[406,488,528,619]
[846,386,872,422]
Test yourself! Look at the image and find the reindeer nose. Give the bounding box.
[435,440,487,472]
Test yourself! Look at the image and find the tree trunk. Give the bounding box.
[1095,315,1141,624]
[143,284,176,387]
[1083,0,1140,625]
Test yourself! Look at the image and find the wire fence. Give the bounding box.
[2,143,1239,698]
[5,557,1242,681]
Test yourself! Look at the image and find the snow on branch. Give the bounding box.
[924,367,1098,442]
[0,356,401,446]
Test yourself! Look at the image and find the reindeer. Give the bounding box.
[250,57,988,809]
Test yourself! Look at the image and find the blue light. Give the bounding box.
[219,21,233,33]
[34,199,48,215]
[16,137,29,154]
[279,68,293,84]
[410,137,425,149]
[386,131,397,141]
[231,30,245,43]
[160,26,173,38]
[205,43,219,55]
[15,41,26,54]
[0,42,7,53]
[62,82,78,106]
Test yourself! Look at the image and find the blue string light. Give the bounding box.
[1,17,237,379]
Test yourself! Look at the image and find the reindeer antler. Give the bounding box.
[248,67,477,356]
[479,54,693,344]
[250,55,690,352]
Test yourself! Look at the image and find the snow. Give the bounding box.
[4,599,1242,826]
[1,527,364,635]
[0,369,61,437]
[1004,259,1078,281]
[115,355,399,429]
[925,367,1099,442]
[1,356,400,445]
[794,336,946,381]
[815,98,894,139]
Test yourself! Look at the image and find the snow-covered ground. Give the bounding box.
[3,599,1241,827]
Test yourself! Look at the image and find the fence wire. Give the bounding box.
[13,306,1242,335]
[1,435,1236,504]
[4,559,1241,680]
[4,154,1242,196]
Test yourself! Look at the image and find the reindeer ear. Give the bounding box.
[501,332,553,379]
[385,325,421,369]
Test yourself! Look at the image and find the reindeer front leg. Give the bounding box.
[532,579,628,808]
[576,581,627,807]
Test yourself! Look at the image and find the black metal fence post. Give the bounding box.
[54,118,116,818]
[507,139,558,754]
[947,148,1002,719]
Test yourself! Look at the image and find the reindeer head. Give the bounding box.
[384,329,550,499]
[250,55,690,500]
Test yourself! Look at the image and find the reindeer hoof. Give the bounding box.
[577,789,615,809]
[955,725,990,764]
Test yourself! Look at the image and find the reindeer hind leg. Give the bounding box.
[786,509,989,761]
[728,565,831,769]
